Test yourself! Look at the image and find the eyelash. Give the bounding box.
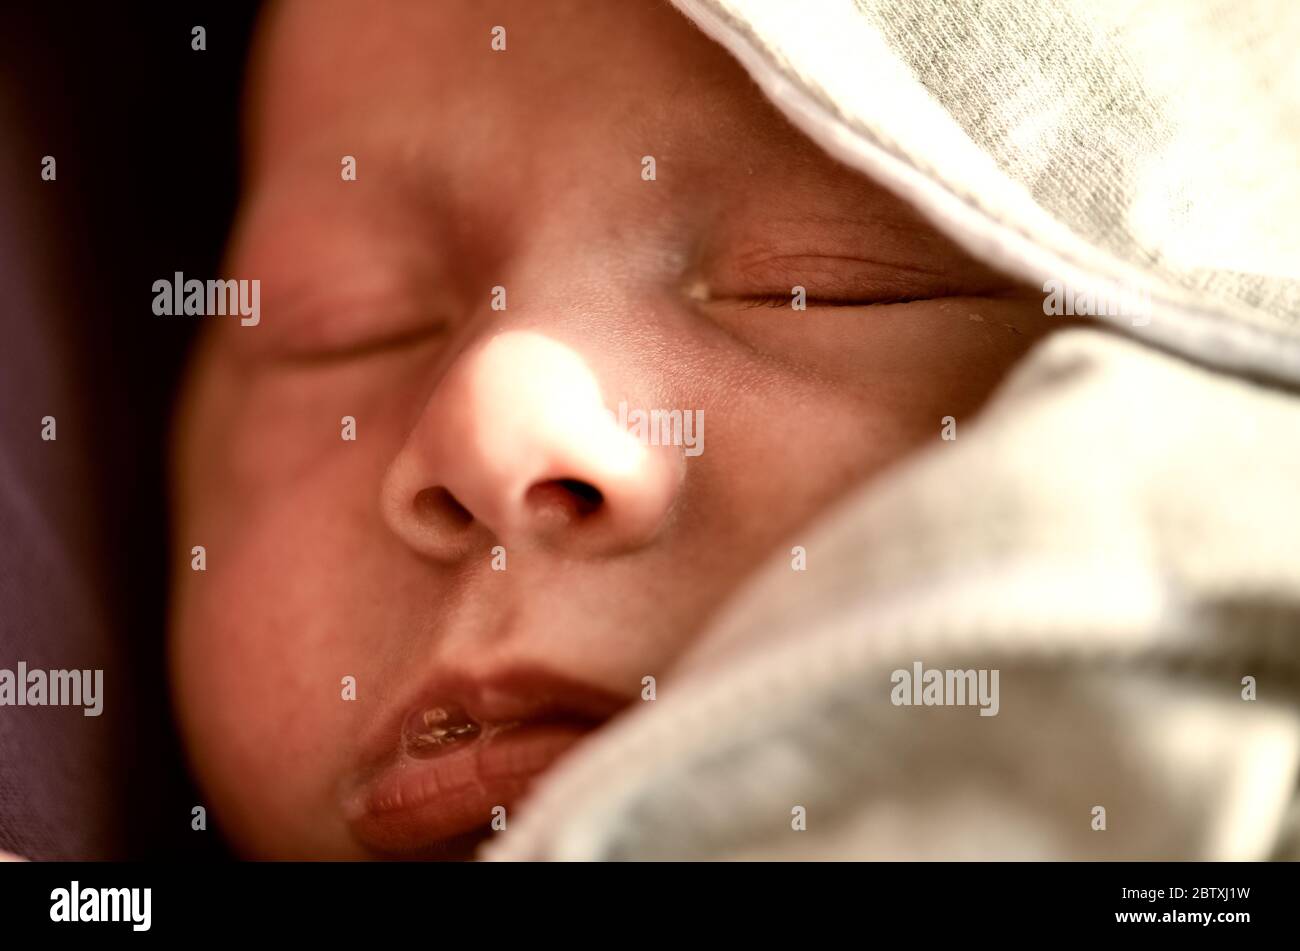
[273,320,450,366]
[733,293,934,309]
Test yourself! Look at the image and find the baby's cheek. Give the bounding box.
[171,373,412,857]
[169,515,351,856]
[197,350,429,498]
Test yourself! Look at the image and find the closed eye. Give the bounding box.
[730,293,946,309]
[701,244,1022,308]
[269,319,450,365]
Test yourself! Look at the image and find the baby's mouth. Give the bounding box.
[403,701,480,753]
[402,703,488,758]
[346,667,634,855]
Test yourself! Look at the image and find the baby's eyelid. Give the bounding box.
[718,293,942,309]
[698,248,988,307]
[270,316,451,365]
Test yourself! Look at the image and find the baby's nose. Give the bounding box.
[381,330,683,559]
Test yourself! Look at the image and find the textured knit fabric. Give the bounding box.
[484,0,1300,860]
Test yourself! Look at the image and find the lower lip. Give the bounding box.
[347,721,589,855]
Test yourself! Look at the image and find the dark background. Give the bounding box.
[0,1,263,859]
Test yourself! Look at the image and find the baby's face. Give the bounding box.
[171,0,1049,858]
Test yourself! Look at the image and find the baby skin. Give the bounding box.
[170,0,1056,859]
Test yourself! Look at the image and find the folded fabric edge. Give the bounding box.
[667,0,1300,391]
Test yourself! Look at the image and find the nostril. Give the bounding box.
[525,478,604,520]
[413,486,474,533]
[557,478,604,513]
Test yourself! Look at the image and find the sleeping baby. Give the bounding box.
[168,0,1061,859]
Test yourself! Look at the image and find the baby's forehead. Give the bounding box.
[232,0,995,303]
[245,0,824,195]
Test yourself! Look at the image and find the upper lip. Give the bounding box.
[353,664,633,781]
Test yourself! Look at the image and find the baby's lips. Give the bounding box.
[402,702,482,758]
[344,720,592,854]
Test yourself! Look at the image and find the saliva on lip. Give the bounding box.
[403,704,482,758]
